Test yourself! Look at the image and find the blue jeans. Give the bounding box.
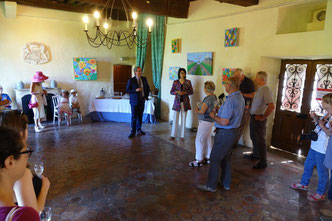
[329,170,332,200]
[301,149,329,195]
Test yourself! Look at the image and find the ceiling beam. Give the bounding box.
[215,0,259,7]
[8,0,190,19]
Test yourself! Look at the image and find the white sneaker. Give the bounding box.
[38,124,45,129]
[34,126,42,133]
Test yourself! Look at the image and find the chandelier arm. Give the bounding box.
[85,31,104,48]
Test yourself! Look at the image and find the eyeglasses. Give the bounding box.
[18,145,34,158]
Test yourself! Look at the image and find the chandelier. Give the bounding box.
[82,0,153,49]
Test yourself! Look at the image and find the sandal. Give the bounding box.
[290,182,308,191]
[189,160,203,167]
[169,136,175,140]
[307,193,325,202]
[204,158,210,164]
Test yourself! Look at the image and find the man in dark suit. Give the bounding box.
[126,66,150,138]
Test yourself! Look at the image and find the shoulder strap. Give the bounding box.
[5,207,20,221]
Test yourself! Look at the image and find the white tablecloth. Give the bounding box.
[89,98,155,114]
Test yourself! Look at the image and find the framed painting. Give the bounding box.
[225,27,238,47]
[222,68,236,84]
[169,67,180,80]
[171,39,181,53]
[73,57,97,80]
[187,52,213,76]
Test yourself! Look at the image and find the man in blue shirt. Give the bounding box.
[197,77,245,192]
[0,85,12,110]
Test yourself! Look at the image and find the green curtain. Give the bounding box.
[151,15,165,119]
[136,14,149,70]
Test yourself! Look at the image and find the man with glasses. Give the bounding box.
[197,77,245,192]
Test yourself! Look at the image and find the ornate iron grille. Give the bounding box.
[310,64,332,115]
[281,64,307,113]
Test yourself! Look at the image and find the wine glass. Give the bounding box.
[34,162,44,178]
[40,207,52,221]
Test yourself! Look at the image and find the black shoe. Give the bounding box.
[253,161,267,169]
[137,130,145,135]
[243,153,260,160]
[128,133,135,138]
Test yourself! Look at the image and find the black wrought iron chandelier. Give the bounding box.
[82,0,153,49]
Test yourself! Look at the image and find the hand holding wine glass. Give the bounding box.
[34,162,44,178]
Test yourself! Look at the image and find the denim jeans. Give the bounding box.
[301,149,329,195]
[329,170,332,200]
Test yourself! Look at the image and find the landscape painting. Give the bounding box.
[187,52,213,76]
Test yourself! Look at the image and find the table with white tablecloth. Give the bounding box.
[89,97,156,123]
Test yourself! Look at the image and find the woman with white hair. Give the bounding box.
[189,81,217,167]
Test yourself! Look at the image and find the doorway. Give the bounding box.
[113,64,132,94]
[271,59,332,155]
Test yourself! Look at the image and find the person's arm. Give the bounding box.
[36,176,50,212]
[209,110,230,125]
[319,117,332,136]
[13,169,38,211]
[255,103,275,121]
[126,79,136,94]
[170,81,178,95]
[13,168,51,212]
[186,80,194,95]
[196,103,208,115]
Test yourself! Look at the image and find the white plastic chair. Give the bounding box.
[52,95,61,125]
[71,108,83,123]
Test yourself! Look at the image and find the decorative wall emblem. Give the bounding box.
[23,42,50,64]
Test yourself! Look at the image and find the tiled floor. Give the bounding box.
[26,120,332,221]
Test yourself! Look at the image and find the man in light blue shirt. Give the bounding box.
[197,77,245,192]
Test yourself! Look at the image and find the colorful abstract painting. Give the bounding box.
[187,52,213,76]
[225,28,238,47]
[169,67,180,80]
[73,58,97,80]
[171,39,181,53]
[222,68,236,84]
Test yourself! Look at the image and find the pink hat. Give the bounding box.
[32,71,48,83]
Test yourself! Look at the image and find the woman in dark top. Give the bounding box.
[0,127,39,220]
[170,68,194,141]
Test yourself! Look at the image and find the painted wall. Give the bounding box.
[0,4,136,115]
[161,0,332,146]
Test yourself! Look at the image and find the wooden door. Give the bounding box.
[272,59,332,155]
[113,65,132,94]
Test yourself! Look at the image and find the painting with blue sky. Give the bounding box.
[187,52,213,76]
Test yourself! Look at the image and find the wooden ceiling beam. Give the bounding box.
[8,0,190,18]
[215,0,259,7]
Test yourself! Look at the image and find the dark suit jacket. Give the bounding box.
[126,76,150,105]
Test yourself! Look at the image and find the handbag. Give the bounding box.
[28,100,39,109]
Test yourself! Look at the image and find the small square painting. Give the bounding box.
[225,28,238,47]
[169,67,180,80]
[222,68,236,84]
[73,57,97,80]
[172,39,181,53]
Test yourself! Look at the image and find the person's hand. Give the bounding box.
[43,90,47,95]
[177,91,184,96]
[310,111,318,121]
[41,176,51,191]
[319,119,326,128]
[254,115,265,121]
[195,107,199,113]
[136,88,142,92]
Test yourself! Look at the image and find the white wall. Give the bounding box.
[161,0,332,146]
[0,4,136,115]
